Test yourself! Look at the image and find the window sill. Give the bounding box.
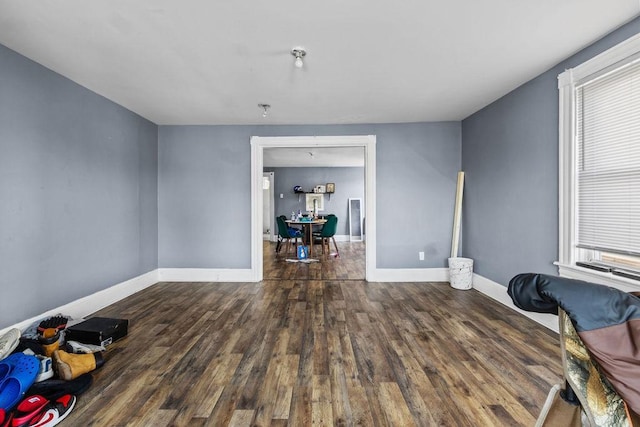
[554,262,640,293]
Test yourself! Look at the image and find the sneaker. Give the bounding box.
[29,395,75,427]
[34,355,53,383]
[0,329,21,361]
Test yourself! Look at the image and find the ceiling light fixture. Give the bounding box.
[258,103,270,118]
[291,47,306,68]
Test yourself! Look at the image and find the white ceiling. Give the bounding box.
[0,1,638,126]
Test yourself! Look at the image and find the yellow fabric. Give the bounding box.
[560,310,632,426]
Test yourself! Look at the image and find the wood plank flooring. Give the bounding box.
[64,263,562,425]
[264,241,365,281]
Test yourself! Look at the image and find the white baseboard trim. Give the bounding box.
[0,269,159,336]
[472,274,558,333]
[367,269,557,331]
[158,268,254,282]
[370,268,449,282]
[1,268,556,338]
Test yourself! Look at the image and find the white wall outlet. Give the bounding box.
[280,193,284,198]
[419,251,424,261]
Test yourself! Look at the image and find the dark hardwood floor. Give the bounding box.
[264,240,365,281]
[64,242,561,426]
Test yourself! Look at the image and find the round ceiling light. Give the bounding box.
[291,47,306,68]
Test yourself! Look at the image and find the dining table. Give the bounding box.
[286,218,327,257]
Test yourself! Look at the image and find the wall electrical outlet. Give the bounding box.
[280,193,284,198]
[419,251,425,261]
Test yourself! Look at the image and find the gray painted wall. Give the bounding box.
[158,126,251,268]
[265,167,365,236]
[461,17,640,287]
[0,44,158,328]
[158,122,461,269]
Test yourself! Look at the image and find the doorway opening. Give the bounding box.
[250,135,376,281]
[262,172,275,242]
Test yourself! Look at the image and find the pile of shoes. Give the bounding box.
[0,315,110,427]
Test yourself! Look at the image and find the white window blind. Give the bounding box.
[576,59,640,256]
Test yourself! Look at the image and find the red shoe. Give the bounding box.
[29,395,75,427]
[4,395,49,427]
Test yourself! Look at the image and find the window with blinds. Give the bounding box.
[575,59,640,263]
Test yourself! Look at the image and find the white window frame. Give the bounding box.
[557,32,640,293]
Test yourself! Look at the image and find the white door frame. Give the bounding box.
[250,135,376,281]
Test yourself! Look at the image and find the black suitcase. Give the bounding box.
[65,317,128,347]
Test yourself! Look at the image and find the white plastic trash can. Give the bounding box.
[448,257,473,290]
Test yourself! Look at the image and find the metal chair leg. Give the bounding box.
[560,380,580,406]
